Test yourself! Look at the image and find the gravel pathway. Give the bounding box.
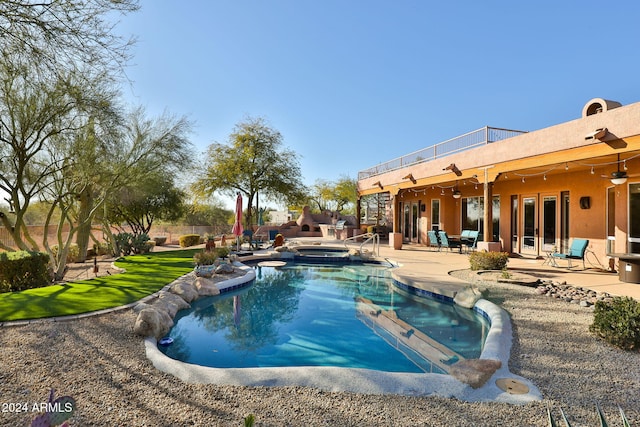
[0,270,638,426]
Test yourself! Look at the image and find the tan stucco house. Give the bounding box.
[357,98,640,272]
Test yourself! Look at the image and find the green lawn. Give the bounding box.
[0,249,198,322]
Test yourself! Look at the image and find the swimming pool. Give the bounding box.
[158,262,489,374]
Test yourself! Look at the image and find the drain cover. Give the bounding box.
[495,378,529,394]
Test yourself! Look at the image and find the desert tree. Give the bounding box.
[0,0,139,81]
[194,117,307,228]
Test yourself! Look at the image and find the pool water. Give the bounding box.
[159,263,489,374]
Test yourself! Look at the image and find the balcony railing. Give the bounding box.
[357,126,527,180]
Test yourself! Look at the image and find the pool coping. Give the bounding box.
[145,258,542,403]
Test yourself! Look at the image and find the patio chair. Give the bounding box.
[551,238,589,268]
[438,231,462,253]
[427,230,440,251]
[461,230,479,253]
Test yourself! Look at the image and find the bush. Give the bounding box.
[131,233,151,254]
[590,296,640,351]
[50,243,80,263]
[179,234,201,248]
[114,232,134,255]
[215,246,230,259]
[194,250,218,266]
[0,251,51,292]
[469,251,509,271]
[153,236,167,246]
[93,241,111,256]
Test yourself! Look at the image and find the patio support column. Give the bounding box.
[390,192,403,249]
[356,196,361,229]
[483,181,493,243]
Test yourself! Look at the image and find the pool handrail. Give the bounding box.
[344,232,380,257]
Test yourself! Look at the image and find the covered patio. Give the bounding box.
[357,98,640,283]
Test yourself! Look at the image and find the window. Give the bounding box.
[431,199,440,231]
[461,196,500,241]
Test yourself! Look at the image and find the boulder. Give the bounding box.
[170,282,199,303]
[194,277,221,296]
[453,287,482,309]
[215,263,234,274]
[151,298,179,318]
[132,302,152,313]
[159,290,190,310]
[133,307,174,338]
[449,359,502,389]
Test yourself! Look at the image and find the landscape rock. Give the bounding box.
[170,281,199,303]
[215,263,234,274]
[453,287,482,309]
[535,280,610,309]
[158,290,191,310]
[449,359,502,389]
[133,307,174,338]
[194,276,221,296]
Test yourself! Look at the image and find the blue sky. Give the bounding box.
[115,1,640,208]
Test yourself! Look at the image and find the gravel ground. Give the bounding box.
[1,270,639,426]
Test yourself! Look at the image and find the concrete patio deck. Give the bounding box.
[287,237,640,301]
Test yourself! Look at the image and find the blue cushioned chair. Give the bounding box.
[427,230,440,251]
[551,238,589,268]
[438,231,462,253]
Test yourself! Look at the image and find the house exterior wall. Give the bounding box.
[358,99,640,264]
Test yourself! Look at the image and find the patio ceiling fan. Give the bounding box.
[599,153,638,184]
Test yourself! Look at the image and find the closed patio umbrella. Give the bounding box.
[232,193,243,251]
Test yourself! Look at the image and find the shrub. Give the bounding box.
[589,296,640,351]
[194,250,218,266]
[469,251,509,271]
[215,246,230,259]
[153,236,167,246]
[179,234,201,248]
[93,241,111,256]
[50,243,80,263]
[114,232,134,255]
[131,233,151,254]
[0,251,51,292]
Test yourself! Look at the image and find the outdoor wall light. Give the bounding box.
[452,190,461,199]
[585,128,608,141]
[443,163,462,176]
[402,173,416,184]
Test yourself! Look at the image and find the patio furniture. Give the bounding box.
[438,231,462,253]
[551,238,589,268]
[460,230,479,253]
[427,230,440,251]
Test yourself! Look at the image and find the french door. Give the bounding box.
[521,197,538,255]
[401,202,421,243]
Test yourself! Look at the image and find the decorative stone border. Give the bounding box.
[132,262,256,339]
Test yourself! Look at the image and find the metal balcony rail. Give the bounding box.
[357,126,527,180]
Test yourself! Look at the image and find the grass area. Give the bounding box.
[0,249,198,322]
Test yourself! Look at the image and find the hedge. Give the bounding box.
[179,234,201,248]
[0,251,51,293]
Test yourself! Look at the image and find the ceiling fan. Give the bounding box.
[600,154,638,183]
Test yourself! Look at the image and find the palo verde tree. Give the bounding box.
[0,60,96,252]
[0,0,139,80]
[194,117,307,227]
[106,170,187,237]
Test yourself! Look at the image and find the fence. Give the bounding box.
[357,126,527,180]
[0,224,224,251]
